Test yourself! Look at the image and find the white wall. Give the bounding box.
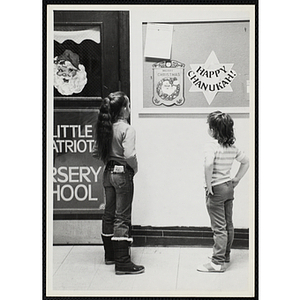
[131,116,252,228]
[129,6,255,230]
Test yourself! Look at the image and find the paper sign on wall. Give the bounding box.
[152,60,185,106]
[53,110,105,212]
[144,24,173,59]
[187,51,237,105]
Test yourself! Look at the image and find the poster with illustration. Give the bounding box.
[54,25,102,98]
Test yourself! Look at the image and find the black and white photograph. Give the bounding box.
[44,2,257,298]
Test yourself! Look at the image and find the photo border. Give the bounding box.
[43,1,258,299]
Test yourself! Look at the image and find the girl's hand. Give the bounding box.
[207,186,214,195]
[232,177,240,188]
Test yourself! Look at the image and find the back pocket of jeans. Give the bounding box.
[111,173,127,188]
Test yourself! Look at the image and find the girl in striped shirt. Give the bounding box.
[197,111,249,273]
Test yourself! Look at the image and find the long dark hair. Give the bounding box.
[207,111,236,147]
[95,91,129,162]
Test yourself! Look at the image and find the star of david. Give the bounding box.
[188,51,236,105]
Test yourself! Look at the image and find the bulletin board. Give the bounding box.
[142,21,250,114]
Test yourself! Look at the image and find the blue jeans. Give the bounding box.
[206,181,234,265]
[102,163,134,239]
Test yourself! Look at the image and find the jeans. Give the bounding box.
[102,163,134,239]
[206,181,234,265]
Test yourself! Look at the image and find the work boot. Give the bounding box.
[101,234,115,265]
[113,240,145,275]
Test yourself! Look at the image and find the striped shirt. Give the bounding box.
[204,140,246,186]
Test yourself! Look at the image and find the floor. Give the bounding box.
[49,245,254,297]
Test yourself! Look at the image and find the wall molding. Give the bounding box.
[53,221,249,249]
[131,225,249,249]
[138,107,250,118]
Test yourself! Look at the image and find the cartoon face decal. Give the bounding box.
[53,50,87,96]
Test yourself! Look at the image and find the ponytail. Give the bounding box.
[94,91,129,163]
[95,97,113,163]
